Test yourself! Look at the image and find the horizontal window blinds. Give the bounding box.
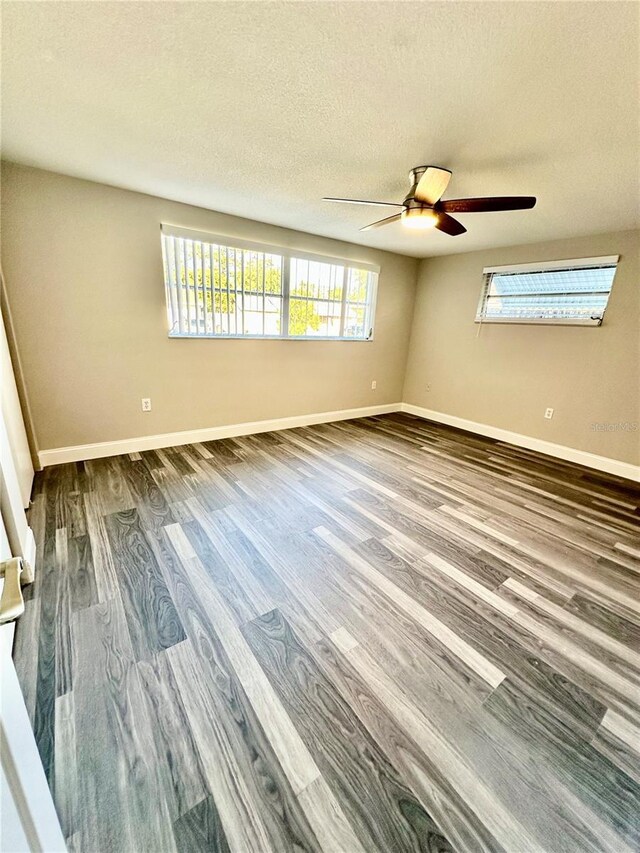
[476,257,618,325]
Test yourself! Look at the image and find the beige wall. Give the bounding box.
[0,163,418,451]
[403,230,640,465]
[2,162,638,469]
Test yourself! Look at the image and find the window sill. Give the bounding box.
[474,318,602,327]
[167,334,374,341]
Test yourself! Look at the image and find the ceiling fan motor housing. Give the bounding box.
[404,198,435,212]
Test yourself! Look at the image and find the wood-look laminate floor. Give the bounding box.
[13,413,640,853]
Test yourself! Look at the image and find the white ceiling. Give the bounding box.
[2,1,639,258]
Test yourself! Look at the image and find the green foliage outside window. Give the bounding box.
[175,244,369,336]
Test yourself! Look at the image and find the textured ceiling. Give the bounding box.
[2,1,638,258]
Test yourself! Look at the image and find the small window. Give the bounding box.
[161,225,378,340]
[476,256,619,325]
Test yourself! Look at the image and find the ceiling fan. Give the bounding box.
[324,166,536,236]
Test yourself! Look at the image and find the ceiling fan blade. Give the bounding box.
[439,196,537,213]
[323,197,403,208]
[414,167,452,204]
[435,212,467,236]
[360,213,402,232]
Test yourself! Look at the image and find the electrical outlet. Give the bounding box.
[544,407,554,419]
[371,380,377,390]
[425,383,431,392]
[141,398,152,412]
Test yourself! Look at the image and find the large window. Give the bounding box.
[161,225,378,340]
[476,256,619,325]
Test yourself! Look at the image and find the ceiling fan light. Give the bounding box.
[401,208,438,230]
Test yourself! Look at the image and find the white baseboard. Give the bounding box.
[38,403,401,467]
[37,400,639,483]
[400,403,640,483]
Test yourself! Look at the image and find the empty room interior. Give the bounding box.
[1,2,639,852]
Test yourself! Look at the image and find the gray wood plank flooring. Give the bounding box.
[13,413,640,852]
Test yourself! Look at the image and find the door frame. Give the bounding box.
[0,300,65,851]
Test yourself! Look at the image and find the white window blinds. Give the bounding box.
[161,225,378,340]
[476,256,619,325]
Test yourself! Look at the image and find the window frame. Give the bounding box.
[161,224,379,341]
[475,255,619,327]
